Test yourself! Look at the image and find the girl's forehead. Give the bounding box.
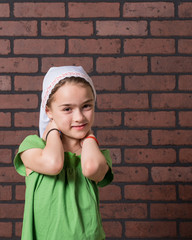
[54,82,94,101]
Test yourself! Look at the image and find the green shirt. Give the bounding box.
[14,135,113,240]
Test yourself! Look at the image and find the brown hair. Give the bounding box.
[46,77,93,108]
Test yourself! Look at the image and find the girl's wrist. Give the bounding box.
[82,135,99,146]
[45,128,62,141]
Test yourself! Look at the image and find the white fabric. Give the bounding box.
[39,66,96,138]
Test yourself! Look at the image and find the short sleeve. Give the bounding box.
[14,135,46,176]
[97,149,113,188]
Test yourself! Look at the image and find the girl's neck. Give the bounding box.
[62,137,82,155]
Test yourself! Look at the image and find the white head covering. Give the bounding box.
[39,66,96,138]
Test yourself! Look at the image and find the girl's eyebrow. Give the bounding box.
[83,98,94,104]
[58,98,94,107]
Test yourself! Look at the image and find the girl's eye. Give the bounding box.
[83,104,92,109]
[63,107,72,112]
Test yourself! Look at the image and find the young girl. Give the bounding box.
[14,66,113,240]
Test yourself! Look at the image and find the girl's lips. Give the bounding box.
[72,123,87,130]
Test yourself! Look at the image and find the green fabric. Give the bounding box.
[14,135,113,240]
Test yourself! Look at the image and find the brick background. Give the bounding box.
[0,1,192,239]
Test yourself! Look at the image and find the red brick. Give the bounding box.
[152,93,192,109]
[178,39,192,54]
[109,148,121,164]
[0,21,37,36]
[0,94,38,109]
[125,221,176,238]
[179,185,192,201]
[124,185,176,201]
[97,57,147,73]
[151,20,192,36]
[0,167,24,183]
[125,148,176,164]
[14,2,65,18]
[0,130,37,145]
[42,57,93,73]
[0,58,38,73]
[0,149,12,164]
[99,185,121,201]
[15,112,39,127]
[96,21,147,36]
[69,2,120,18]
[0,112,11,127]
[98,130,148,146]
[152,130,192,146]
[0,40,10,55]
[124,38,175,54]
[15,222,22,237]
[0,185,12,200]
[14,75,43,91]
[0,222,12,237]
[91,75,122,91]
[1,1,192,238]
[97,93,148,110]
[125,75,175,91]
[151,203,192,219]
[179,75,192,90]
[125,111,175,127]
[0,4,10,17]
[179,149,192,163]
[113,167,148,182]
[123,2,174,18]
[179,2,192,18]
[14,39,65,54]
[151,167,192,182]
[100,203,147,219]
[0,76,11,91]
[41,21,93,36]
[69,39,121,54]
[15,185,25,201]
[180,222,192,238]
[179,111,192,127]
[103,221,122,238]
[151,56,192,73]
[0,203,24,219]
[94,112,121,127]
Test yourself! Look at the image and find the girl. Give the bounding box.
[14,66,113,240]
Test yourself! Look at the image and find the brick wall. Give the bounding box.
[0,1,192,239]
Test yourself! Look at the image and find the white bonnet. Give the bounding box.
[39,66,96,138]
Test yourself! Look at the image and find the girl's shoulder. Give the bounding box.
[20,135,46,149]
[97,149,114,188]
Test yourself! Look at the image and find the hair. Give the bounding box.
[46,77,94,108]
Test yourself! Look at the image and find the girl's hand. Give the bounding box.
[80,129,94,147]
[42,119,60,141]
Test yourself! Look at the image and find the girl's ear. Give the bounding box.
[45,106,53,120]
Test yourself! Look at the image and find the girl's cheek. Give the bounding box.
[61,118,70,128]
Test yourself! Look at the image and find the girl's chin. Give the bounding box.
[63,131,88,141]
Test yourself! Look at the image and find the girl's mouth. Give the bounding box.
[72,123,87,130]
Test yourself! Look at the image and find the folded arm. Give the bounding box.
[21,122,64,176]
[81,135,109,182]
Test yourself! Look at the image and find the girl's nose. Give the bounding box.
[74,109,85,122]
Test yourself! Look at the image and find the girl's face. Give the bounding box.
[46,82,95,140]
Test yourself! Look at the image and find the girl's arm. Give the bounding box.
[81,134,109,182]
[20,120,64,176]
